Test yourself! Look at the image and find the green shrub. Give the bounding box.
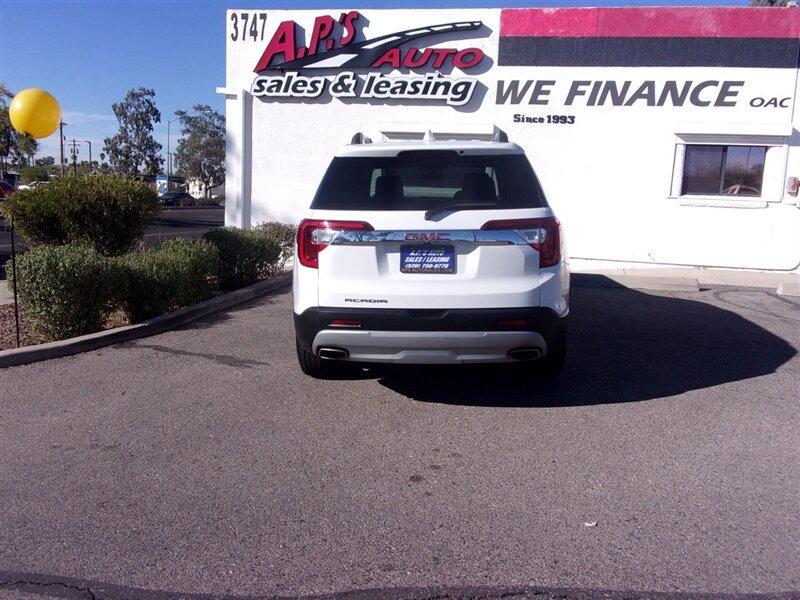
[255,221,297,248]
[254,220,296,274]
[7,245,119,340]
[1,175,160,256]
[203,227,280,290]
[196,196,219,207]
[255,221,296,248]
[119,238,219,322]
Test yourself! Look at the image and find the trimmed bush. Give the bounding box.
[6,245,119,340]
[203,227,280,290]
[119,238,219,322]
[196,196,220,207]
[255,221,296,274]
[255,221,296,249]
[1,175,160,256]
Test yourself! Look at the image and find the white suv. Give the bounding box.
[293,127,569,378]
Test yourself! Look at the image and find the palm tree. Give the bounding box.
[0,83,14,176]
[0,82,12,104]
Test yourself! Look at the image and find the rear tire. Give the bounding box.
[296,339,359,379]
[535,346,566,379]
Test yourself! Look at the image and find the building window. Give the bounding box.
[681,145,767,197]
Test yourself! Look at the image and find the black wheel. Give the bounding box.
[536,346,566,379]
[295,338,359,379]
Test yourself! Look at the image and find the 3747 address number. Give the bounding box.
[230,12,268,41]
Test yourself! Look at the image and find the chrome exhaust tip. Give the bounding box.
[318,347,349,360]
[508,348,543,361]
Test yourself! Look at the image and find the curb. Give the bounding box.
[0,272,292,369]
[572,273,700,292]
[776,275,800,298]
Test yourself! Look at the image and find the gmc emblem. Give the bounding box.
[405,232,450,242]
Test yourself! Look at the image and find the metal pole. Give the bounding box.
[59,121,65,176]
[10,217,20,348]
[85,140,92,170]
[167,119,171,189]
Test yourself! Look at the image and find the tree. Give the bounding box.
[0,85,16,176]
[73,160,103,176]
[103,87,163,177]
[19,164,50,183]
[174,104,225,199]
[13,133,38,167]
[750,0,791,5]
[0,105,14,177]
[0,83,40,174]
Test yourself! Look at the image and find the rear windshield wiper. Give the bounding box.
[424,201,498,221]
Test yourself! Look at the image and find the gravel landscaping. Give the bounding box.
[0,303,132,351]
[0,303,44,350]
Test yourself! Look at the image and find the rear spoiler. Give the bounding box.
[350,124,508,144]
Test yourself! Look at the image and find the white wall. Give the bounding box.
[223,8,800,272]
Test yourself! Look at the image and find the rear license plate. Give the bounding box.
[401,245,456,274]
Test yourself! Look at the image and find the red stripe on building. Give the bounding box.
[500,7,800,39]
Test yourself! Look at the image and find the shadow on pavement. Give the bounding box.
[376,279,796,407]
[124,342,269,369]
[0,572,795,600]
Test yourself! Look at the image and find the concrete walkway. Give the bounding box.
[571,264,800,296]
[0,280,10,305]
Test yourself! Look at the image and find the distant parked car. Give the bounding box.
[0,180,15,199]
[17,181,47,191]
[160,191,197,207]
[723,184,760,196]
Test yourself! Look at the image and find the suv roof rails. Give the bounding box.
[492,126,509,143]
[374,124,510,143]
[350,132,373,145]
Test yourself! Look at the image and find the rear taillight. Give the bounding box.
[297,219,374,269]
[497,319,527,327]
[481,217,561,268]
[330,319,362,328]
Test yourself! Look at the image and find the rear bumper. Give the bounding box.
[294,307,567,365]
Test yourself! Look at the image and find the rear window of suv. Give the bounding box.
[311,150,547,211]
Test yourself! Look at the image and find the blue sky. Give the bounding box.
[1,0,746,163]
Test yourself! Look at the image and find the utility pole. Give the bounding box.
[84,140,92,172]
[59,121,67,176]
[167,116,180,191]
[68,139,81,176]
[166,114,192,189]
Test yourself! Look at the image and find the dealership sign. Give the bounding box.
[250,12,486,106]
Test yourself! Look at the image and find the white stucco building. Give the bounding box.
[220,7,800,273]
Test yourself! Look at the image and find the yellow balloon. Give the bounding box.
[9,88,61,139]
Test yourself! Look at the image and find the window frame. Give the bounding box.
[670,133,787,208]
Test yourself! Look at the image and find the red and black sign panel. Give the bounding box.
[498,8,800,68]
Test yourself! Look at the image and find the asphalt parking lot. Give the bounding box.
[0,280,798,599]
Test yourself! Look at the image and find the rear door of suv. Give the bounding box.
[297,147,560,309]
